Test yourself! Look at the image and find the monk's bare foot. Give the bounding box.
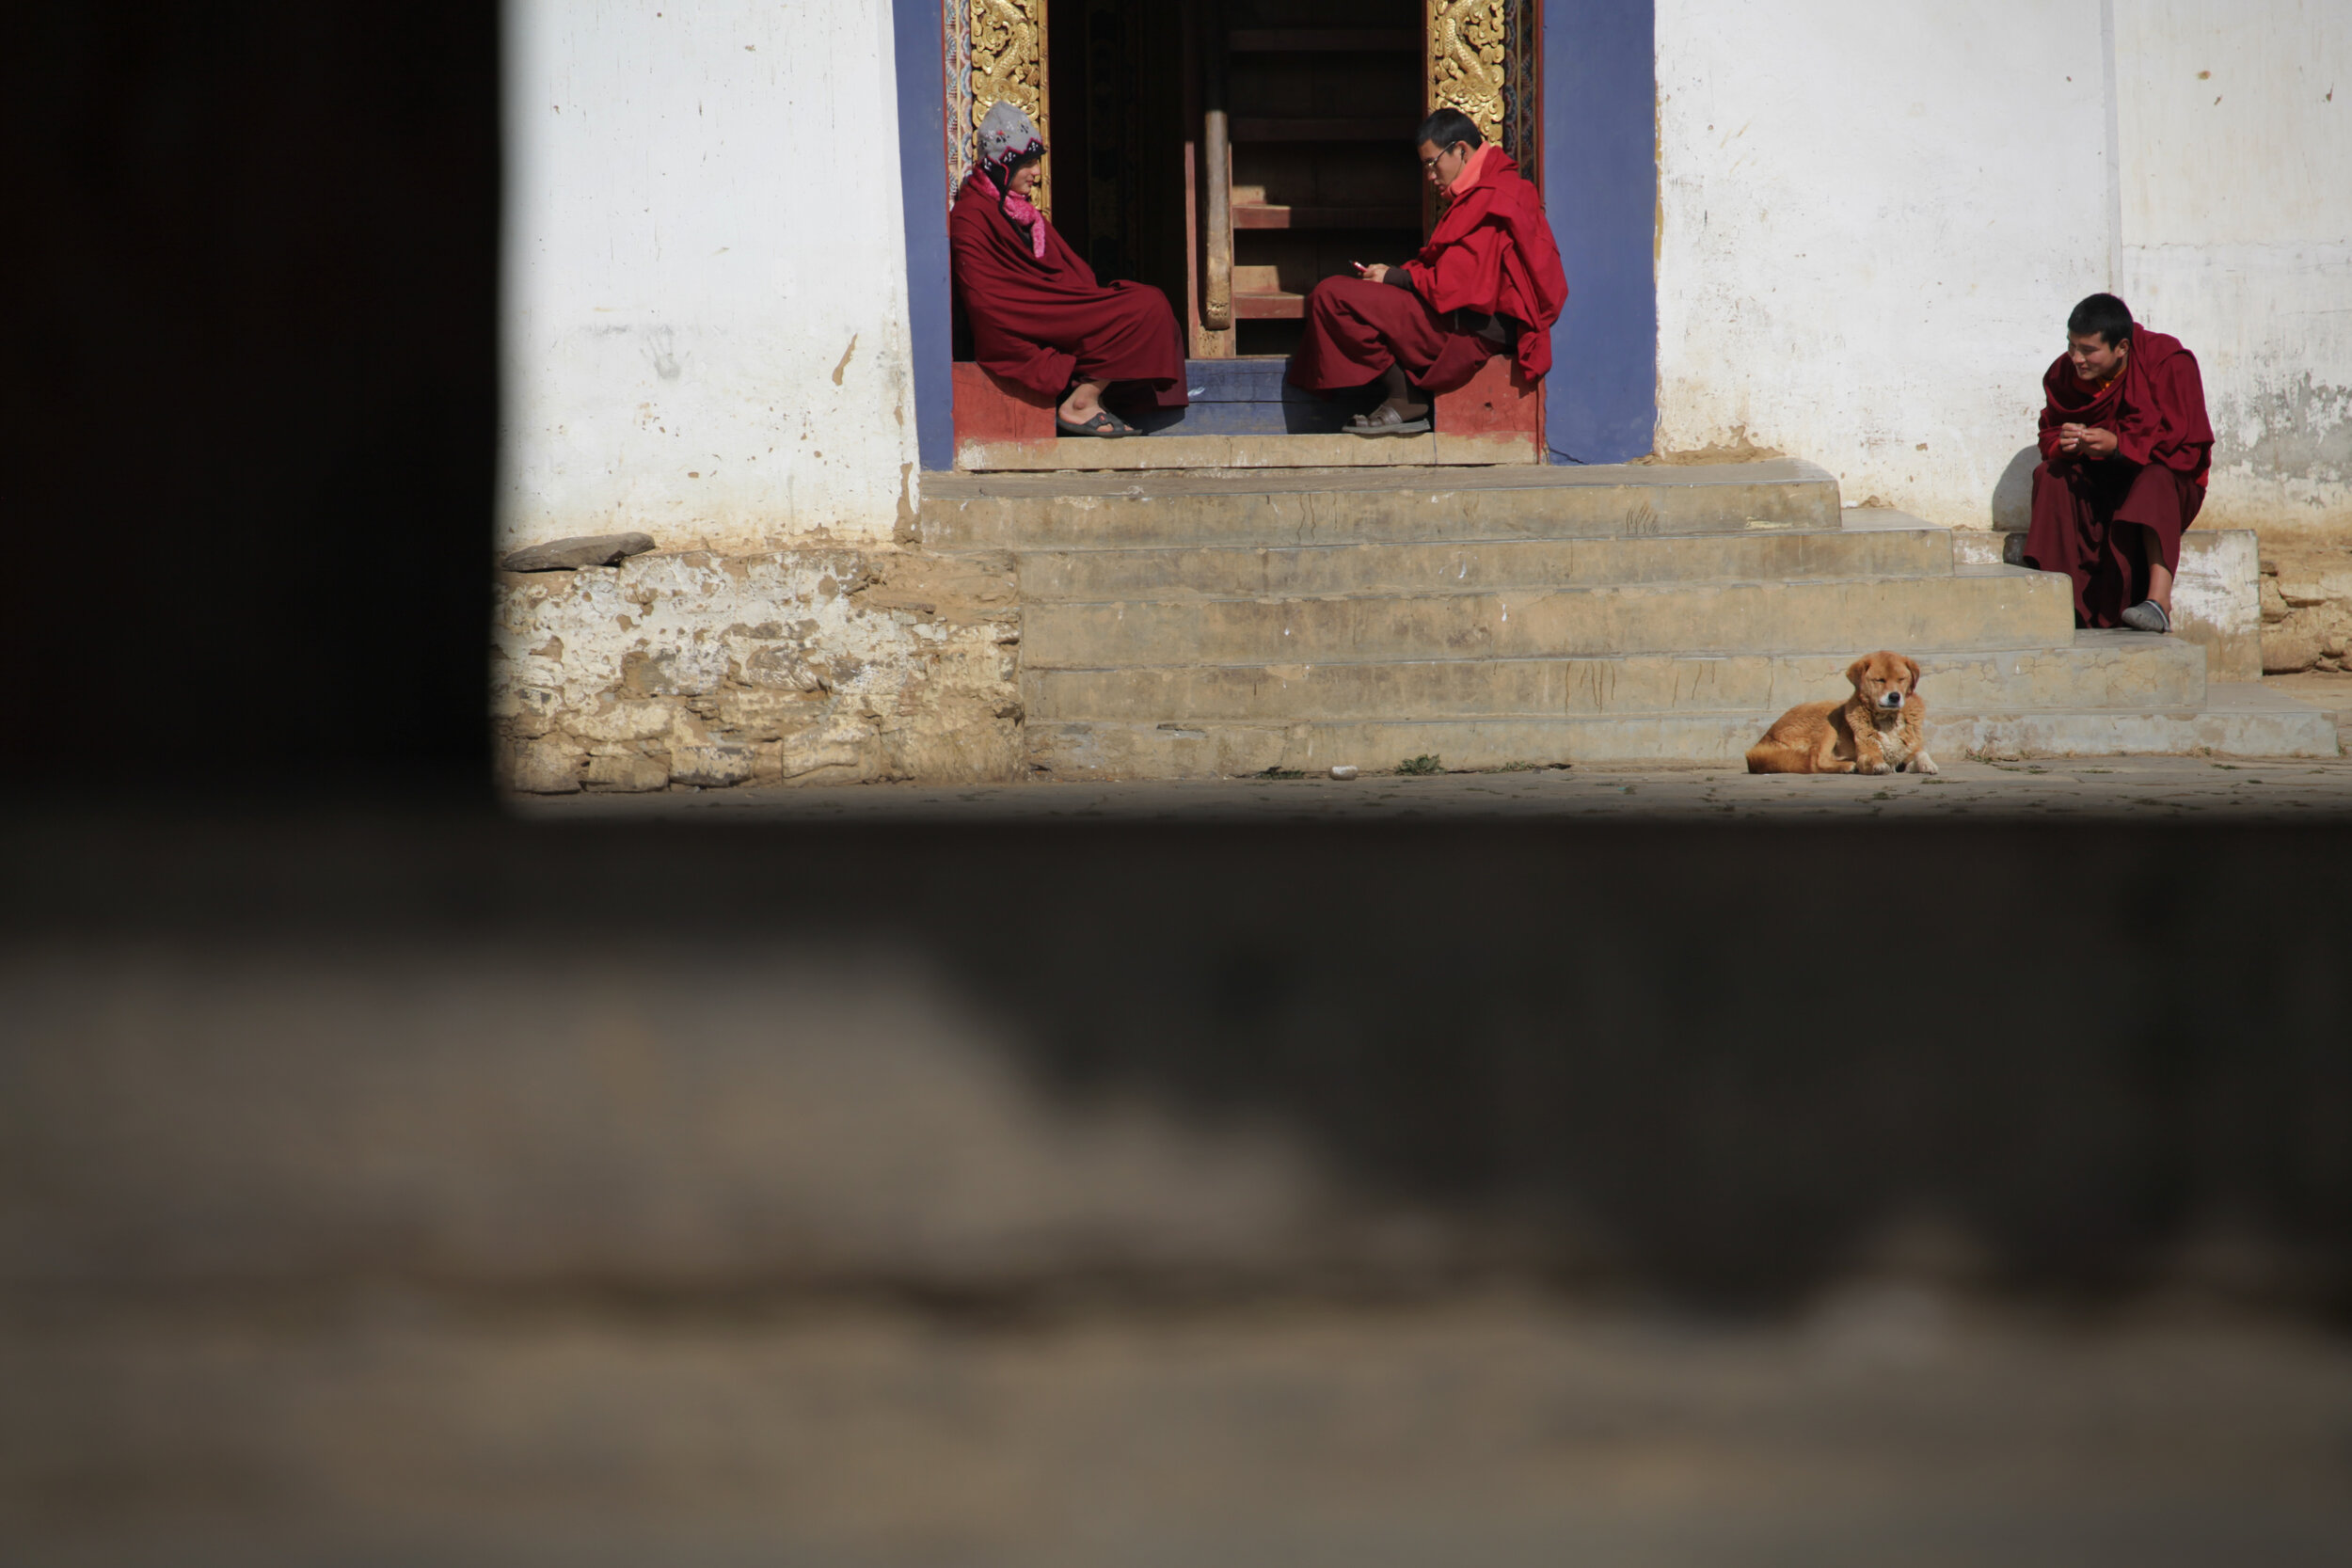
[1057,379,1111,426]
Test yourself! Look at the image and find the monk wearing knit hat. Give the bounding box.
[950,102,1187,437]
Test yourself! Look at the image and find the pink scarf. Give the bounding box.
[969,170,1047,261]
[1449,142,1496,195]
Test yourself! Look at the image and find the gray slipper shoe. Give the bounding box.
[1347,404,1432,436]
[2120,599,2172,633]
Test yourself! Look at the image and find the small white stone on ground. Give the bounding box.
[1328,766,1359,781]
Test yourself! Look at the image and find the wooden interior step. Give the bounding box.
[1232,203,1422,230]
[1231,265,1303,319]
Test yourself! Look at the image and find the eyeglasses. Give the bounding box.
[1420,146,1467,173]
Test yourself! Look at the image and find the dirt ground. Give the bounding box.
[8,1291,2350,1568]
[522,749,2352,824]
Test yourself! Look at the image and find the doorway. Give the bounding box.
[1046,1,1428,364]
[1036,1,1433,432]
[915,0,1575,456]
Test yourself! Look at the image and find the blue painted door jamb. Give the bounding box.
[1540,0,1658,465]
[892,0,957,471]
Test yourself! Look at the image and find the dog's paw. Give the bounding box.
[1858,760,1893,776]
[1910,753,1941,775]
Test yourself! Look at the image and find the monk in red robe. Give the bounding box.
[2024,293,2213,632]
[949,102,1186,438]
[1288,108,1568,436]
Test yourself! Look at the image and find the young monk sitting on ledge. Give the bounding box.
[1287,107,1567,436]
[2023,293,2213,633]
[949,102,1187,438]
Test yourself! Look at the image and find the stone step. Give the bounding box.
[1023,566,2075,668]
[1026,633,2209,723]
[920,459,1841,551]
[1932,683,2341,762]
[955,431,1537,470]
[1026,685,2342,777]
[1018,523,1957,601]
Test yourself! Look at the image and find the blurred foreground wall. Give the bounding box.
[4,813,2352,1565]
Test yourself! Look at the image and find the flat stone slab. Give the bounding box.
[501,531,656,572]
[956,430,1538,470]
[920,460,1844,551]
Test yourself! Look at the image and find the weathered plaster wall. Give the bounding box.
[501,0,921,555]
[492,547,1021,794]
[1653,1,2111,526]
[2115,0,2352,539]
[1655,0,2351,541]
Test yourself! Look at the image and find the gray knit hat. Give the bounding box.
[977,101,1043,178]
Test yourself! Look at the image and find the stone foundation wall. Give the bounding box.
[493,545,1020,794]
[2258,544,2352,675]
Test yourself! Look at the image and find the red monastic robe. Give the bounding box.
[948,177,1186,407]
[1400,147,1568,381]
[1290,146,1569,395]
[2023,330,2214,626]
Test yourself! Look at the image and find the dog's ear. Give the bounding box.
[1844,655,1869,690]
[1901,655,1922,693]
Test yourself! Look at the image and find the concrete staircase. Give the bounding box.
[919,460,2340,776]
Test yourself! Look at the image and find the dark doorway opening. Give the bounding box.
[1047,0,1427,366]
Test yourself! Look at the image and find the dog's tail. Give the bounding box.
[1744,740,1804,774]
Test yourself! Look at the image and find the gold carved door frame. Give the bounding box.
[1430,1,1537,182]
[940,2,1534,216]
[943,1,1051,216]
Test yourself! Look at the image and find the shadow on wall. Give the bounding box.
[1991,444,2042,531]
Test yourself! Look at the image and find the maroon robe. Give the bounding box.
[1290,145,1568,395]
[2023,330,2213,626]
[949,177,1186,408]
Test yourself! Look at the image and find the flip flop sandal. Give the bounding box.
[2120,599,2171,633]
[1346,404,1432,436]
[1056,410,1133,438]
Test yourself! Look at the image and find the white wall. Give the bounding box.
[501,0,920,555]
[2116,0,2352,537]
[1656,0,2352,537]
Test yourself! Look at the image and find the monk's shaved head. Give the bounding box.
[2067,293,2135,349]
[1415,108,1482,153]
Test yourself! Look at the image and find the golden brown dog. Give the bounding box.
[1744,651,1940,775]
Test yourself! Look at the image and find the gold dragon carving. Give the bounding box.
[969,0,1050,215]
[1427,0,1507,149]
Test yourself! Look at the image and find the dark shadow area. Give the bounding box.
[1,2,499,787]
[1992,441,2042,532]
[5,807,2348,1314]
